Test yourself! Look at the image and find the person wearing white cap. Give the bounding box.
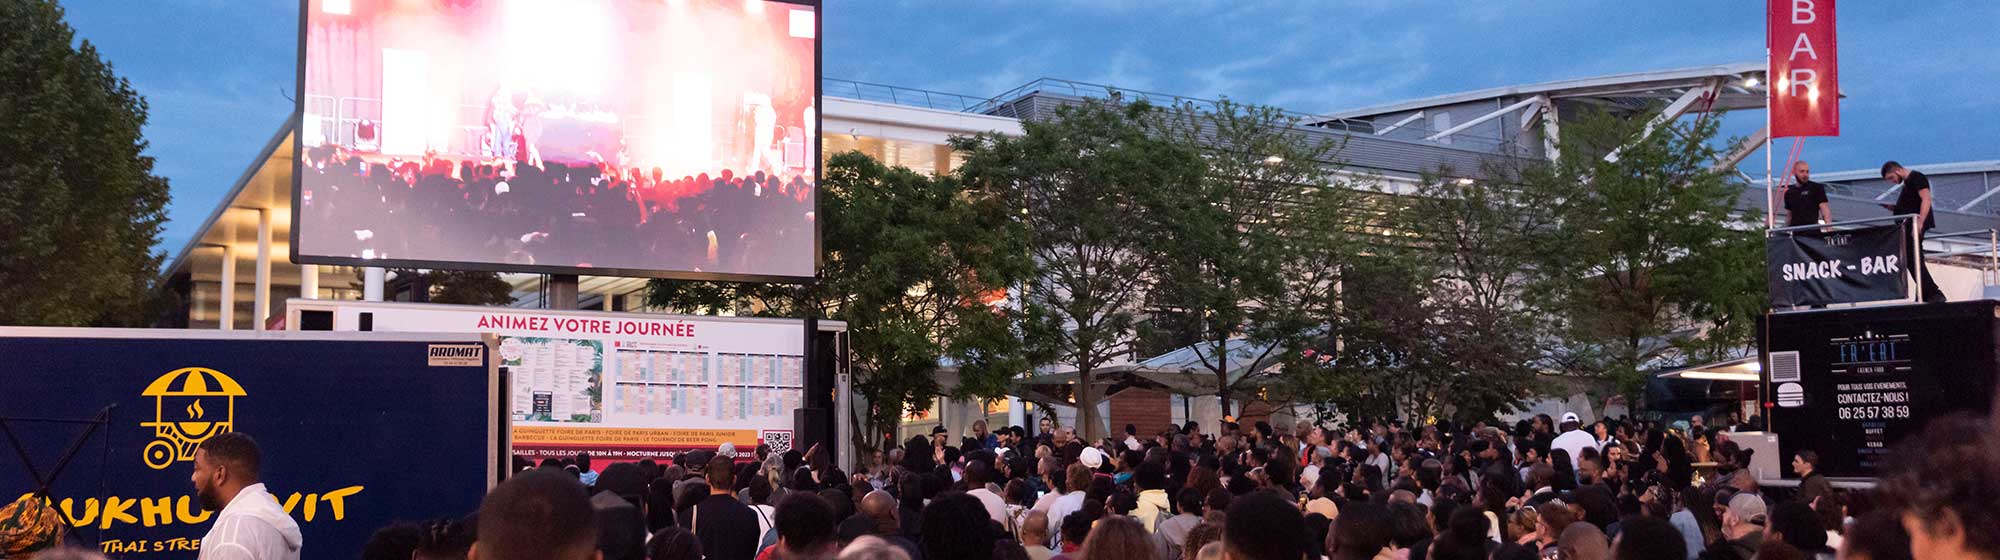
[1077,446,1106,471]
[1700,492,1766,559]
[718,442,738,459]
[1550,412,1596,473]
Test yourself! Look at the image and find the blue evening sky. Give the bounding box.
[62,0,1999,255]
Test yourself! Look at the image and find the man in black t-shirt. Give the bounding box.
[1782,160,1832,228]
[678,455,761,560]
[1883,161,1947,302]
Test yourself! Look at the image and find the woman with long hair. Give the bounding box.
[1549,448,1578,491]
[1185,457,1222,498]
[1078,515,1158,560]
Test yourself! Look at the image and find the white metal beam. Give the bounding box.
[1712,125,1769,172]
[1425,97,1540,141]
[300,264,319,300]
[254,208,271,331]
[219,244,236,330]
[1540,96,1560,162]
[1607,78,1720,162]
[364,267,385,301]
[1956,173,2000,211]
[1374,111,1425,136]
[1517,96,1548,133]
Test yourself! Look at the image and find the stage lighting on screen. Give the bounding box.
[297,0,821,281]
[790,8,814,38]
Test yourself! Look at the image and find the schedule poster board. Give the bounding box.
[299,302,809,462]
[1762,301,2000,478]
[0,329,494,559]
[294,0,820,281]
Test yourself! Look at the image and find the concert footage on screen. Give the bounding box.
[298,0,818,278]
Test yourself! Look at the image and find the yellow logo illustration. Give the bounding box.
[139,367,246,470]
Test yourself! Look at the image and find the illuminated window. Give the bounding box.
[323,0,351,16]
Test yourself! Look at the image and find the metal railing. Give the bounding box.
[1924,229,2000,287]
[957,77,1517,151]
[1771,215,2000,290]
[820,78,990,112]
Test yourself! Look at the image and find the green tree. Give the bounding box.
[953,99,1204,440]
[0,0,171,326]
[646,151,1032,448]
[1284,170,1546,425]
[382,269,519,305]
[1141,99,1353,416]
[1525,108,1764,399]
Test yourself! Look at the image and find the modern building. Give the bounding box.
[161,66,2000,434]
[158,79,1023,328]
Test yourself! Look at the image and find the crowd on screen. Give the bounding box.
[297,144,814,272]
[5,412,1996,560]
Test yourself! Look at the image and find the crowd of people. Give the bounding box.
[2,412,1995,560]
[297,144,815,273]
[422,411,1995,560]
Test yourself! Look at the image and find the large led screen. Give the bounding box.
[295,0,819,280]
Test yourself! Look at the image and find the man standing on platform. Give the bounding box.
[1782,160,1832,227]
[1883,161,1947,302]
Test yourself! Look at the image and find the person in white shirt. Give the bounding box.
[1549,412,1598,473]
[962,461,1010,528]
[1043,463,1093,548]
[1363,442,1392,487]
[190,433,303,560]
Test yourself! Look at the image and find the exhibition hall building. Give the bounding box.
[158,63,2000,436]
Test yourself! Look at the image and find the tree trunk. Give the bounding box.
[1075,366,1098,441]
[1216,385,1234,430]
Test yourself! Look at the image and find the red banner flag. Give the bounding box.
[1769,0,1839,137]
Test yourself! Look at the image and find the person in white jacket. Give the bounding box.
[190,433,303,560]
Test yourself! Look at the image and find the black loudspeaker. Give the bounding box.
[796,317,838,461]
[299,310,334,331]
[793,407,833,457]
[804,322,836,410]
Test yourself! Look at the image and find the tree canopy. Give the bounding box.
[647,151,1032,446]
[0,0,171,326]
[953,99,1206,440]
[1523,108,1764,398]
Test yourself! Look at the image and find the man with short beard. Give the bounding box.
[191,433,303,560]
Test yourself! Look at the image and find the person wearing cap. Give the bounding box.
[0,495,64,556]
[1077,446,1106,472]
[1699,493,1767,560]
[930,425,951,465]
[1550,412,1596,473]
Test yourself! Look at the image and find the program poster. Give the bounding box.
[296,0,820,280]
[0,330,493,559]
[317,303,808,462]
[1763,301,2000,478]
